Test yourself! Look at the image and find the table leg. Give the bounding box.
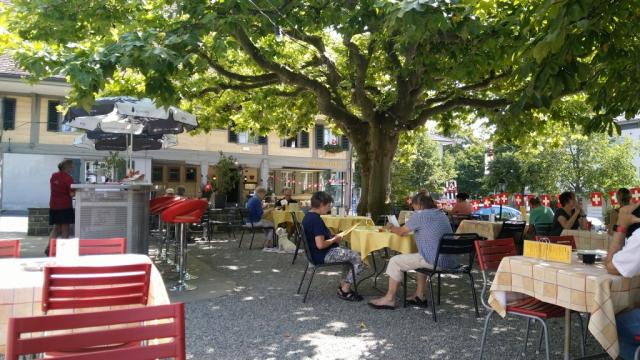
[564,308,571,360]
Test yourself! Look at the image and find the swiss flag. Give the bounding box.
[609,191,619,206]
[514,193,523,207]
[500,192,509,206]
[471,199,480,211]
[541,194,551,207]
[555,194,561,208]
[631,188,640,204]
[590,192,603,207]
[482,197,492,208]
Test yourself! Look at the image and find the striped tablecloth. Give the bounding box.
[561,229,612,250]
[0,254,170,353]
[488,255,640,359]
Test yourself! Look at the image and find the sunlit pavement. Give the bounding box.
[1,215,604,359]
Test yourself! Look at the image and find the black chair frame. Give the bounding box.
[497,220,527,254]
[403,232,481,322]
[237,207,276,249]
[294,222,359,303]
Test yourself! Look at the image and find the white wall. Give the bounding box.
[1,153,64,210]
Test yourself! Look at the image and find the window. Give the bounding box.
[280,131,310,148]
[323,128,339,146]
[2,98,16,130]
[185,167,197,182]
[315,125,349,149]
[228,129,267,145]
[168,167,180,182]
[152,166,164,182]
[47,100,74,133]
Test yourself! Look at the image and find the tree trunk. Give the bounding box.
[365,125,399,219]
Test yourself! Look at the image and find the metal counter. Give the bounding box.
[71,183,151,254]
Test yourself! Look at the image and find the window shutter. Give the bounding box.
[341,135,350,150]
[257,135,267,145]
[2,98,16,130]
[300,130,309,148]
[47,100,61,132]
[315,125,324,148]
[228,129,238,143]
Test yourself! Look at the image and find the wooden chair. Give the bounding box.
[5,303,185,359]
[475,238,584,360]
[48,238,127,257]
[534,235,576,250]
[0,239,20,258]
[42,263,151,313]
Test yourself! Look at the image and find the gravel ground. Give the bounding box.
[181,233,606,360]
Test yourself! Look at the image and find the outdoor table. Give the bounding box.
[487,254,640,359]
[398,211,413,225]
[456,220,503,239]
[263,209,305,226]
[347,226,417,290]
[0,254,170,353]
[561,229,612,250]
[321,215,374,234]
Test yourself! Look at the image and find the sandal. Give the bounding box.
[406,296,429,308]
[337,287,363,302]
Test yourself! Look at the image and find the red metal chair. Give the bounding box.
[475,238,585,360]
[42,263,151,313]
[161,199,208,291]
[0,239,20,258]
[534,235,576,250]
[5,303,185,359]
[48,238,127,257]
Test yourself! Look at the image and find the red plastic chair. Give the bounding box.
[48,238,127,257]
[161,199,208,292]
[475,238,585,360]
[534,235,576,250]
[42,263,151,313]
[5,303,185,360]
[0,239,20,258]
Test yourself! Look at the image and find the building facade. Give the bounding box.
[0,54,351,211]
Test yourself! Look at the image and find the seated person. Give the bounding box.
[301,191,363,301]
[176,185,187,197]
[551,191,587,236]
[528,196,554,228]
[608,188,631,235]
[450,193,474,216]
[605,201,640,360]
[246,186,275,247]
[276,187,298,208]
[368,192,456,309]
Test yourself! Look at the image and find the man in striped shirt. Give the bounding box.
[369,192,456,309]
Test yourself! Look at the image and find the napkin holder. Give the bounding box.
[523,239,572,264]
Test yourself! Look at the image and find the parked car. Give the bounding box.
[474,205,522,221]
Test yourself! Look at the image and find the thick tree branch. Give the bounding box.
[409,97,512,130]
[231,24,364,131]
[416,72,512,111]
[198,49,279,84]
[344,37,375,120]
[197,78,281,96]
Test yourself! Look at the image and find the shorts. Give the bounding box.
[49,208,75,225]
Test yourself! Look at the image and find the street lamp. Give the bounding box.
[498,178,506,220]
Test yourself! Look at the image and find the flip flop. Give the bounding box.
[367,301,396,310]
[406,297,429,308]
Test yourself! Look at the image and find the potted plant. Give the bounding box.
[211,152,240,207]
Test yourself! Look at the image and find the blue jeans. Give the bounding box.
[616,309,640,360]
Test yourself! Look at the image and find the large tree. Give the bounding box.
[2,0,638,216]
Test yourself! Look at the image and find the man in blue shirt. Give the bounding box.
[246,187,275,247]
[369,192,455,309]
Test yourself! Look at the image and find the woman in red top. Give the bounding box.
[49,159,75,240]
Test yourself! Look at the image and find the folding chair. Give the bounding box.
[0,239,20,258]
[475,238,585,360]
[5,303,185,359]
[402,233,481,322]
[295,223,359,303]
[48,238,127,257]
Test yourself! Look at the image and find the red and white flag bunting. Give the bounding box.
[590,192,603,207]
[609,191,618,206]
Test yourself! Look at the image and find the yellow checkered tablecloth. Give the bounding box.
[263,210,305,225]
[456,220,503,239]
[561,229,612,250]
[0,254,170,354]
[348,227,417,263]
[320,215,374,234]
[488,255,640,359]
